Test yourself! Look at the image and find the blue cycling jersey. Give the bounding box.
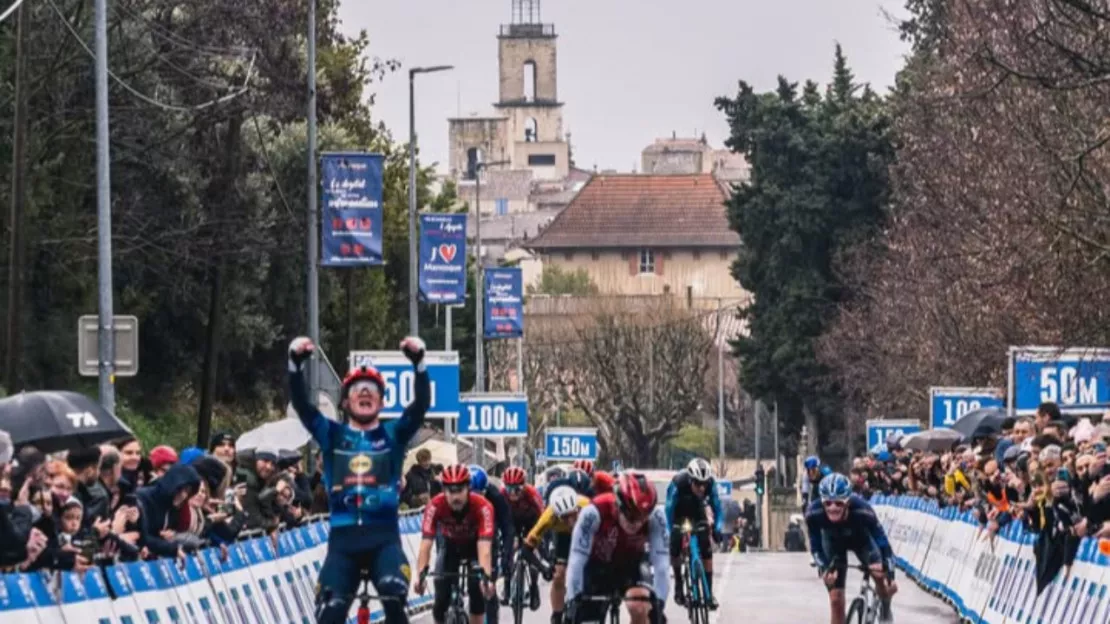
[664,471,724,534]
[804,494,893,570]
[289,364,428,529]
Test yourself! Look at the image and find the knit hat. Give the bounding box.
[179,447,205,466]
[208,431,235,451]
[149,445,179,471]
[255,445,279,463]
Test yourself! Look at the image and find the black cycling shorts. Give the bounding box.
[669,524,712,560]
[554,532,572,564]
[433,543,486,618]
[820,531,881,591]
[576,557,652,621]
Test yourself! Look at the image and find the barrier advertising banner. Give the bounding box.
[483,267,523,339]
[321,152,384,266]
[418,213,468,304]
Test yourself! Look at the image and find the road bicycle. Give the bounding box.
[506,546,541,624]
[677,520,713,624]
[845,563,881,624]
[567,592,657,624]
[354,569,405,624]
[425,560,491,624]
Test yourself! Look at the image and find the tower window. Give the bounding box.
[528,154,556,166]
[524,118,537,142]
[523,60,536,101]
[466,147,485,179]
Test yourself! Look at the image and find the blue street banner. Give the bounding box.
[716,481,733,498]
[1009,345,1110,415]
[419,213,468,304]
[929,386,1004,429]
[544,427,598,461]
[484,267,523,339]
[457,393,529,438]
[321,152,384,266]
[348,350,459,419]
[866,419,922,449]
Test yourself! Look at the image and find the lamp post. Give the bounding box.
[471,158,509,465]
[408,65,454,337]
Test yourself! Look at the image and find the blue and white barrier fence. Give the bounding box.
[874,495,1110,623]
[0,509,430,623]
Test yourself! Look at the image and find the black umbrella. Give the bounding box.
[0,391,134,453]
[951,406,1007,441]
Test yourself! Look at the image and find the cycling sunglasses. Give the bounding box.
[444,484,469,494]
[504,484,523,493]
[823,499,848,509]
[349,380,381,396]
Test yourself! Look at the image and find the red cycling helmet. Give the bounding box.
[442,464,471,486]
[592,470,615,495]
[615,471,657,520]
[573,459,595,476]
[503,466,527,486]
[342,365,386,396]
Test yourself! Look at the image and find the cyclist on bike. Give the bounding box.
[501,466,544,611]
[665,458,723,609]
[573,459,594,476]
[287,335,428,624]
[802,456,833,509]
[544,468,594,505]
[519,486,587,624]
[414,464,496,624]
[806,473,898,624]
[470,464,514,624]
[566,472,668,624]
[592,470,615,496]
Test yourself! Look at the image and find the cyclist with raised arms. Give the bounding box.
[520,486,588,624]
[806,473,898,624]
[566,472,669,624]
[414,465,496,624]
[288,335,428,624]
[469,464,514,624]
[665,458,723,609]
[501,466,545,611]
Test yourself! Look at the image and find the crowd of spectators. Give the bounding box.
[0,430,340,573]
[849,401,1110,591]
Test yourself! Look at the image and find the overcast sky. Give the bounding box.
[336,0,909,173]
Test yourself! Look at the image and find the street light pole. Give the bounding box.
[408,65,454,337]
[472,158,509,466]
[94,0,115,413]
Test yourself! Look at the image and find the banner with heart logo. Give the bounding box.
[484,267,524,339]
[418,213,468,304]
[320,152,384,266]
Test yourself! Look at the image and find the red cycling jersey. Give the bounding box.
[502,484,544,521]
[588,493,650,564]
[421,492,495,545]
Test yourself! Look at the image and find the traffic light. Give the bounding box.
[754,465,765,496]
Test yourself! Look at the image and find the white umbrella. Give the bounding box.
[236,417,312,453]
[902,429,962,453]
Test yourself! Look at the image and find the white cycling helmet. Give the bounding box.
[549,486,580,518]
[686,458,714,483]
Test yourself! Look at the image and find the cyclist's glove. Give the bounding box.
[287,337,313,372]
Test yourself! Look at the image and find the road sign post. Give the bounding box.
[1009,346,1110,415]
[929,386,1004,429]
[349,350,460,419]
[457,393,528,437]
[865,419,922,449]
[78,315,139,377]
[544,427,598,462]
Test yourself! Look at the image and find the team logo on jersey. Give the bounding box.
[400,564,411,581]
[349,454,373,474]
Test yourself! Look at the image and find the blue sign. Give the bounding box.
[349,351,459,419]
[1010,346,1110,415]
[419,213,468,304]
[484,267,523,339]
[458,393,529,437]
[929,387,1004,429]
[865,419,922,449]
[544,427,598,461]
[321,152,384,266]
[535,450,546,465]
[716,481,733,498]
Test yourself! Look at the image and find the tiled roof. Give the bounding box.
[467,209,561,243]
[526,173,740,249]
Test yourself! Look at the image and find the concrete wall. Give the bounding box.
[447,117,510,179]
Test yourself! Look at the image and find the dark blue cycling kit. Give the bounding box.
[664,471,724,535]
[290,357,429,623]
[804,495,894,587]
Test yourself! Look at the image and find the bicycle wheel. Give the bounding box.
[511,559,526,624]
[689,561,710,624]
[448,606,469,624]
[845,597,865,624]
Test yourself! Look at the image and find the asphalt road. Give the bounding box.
[414,552,959,623]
